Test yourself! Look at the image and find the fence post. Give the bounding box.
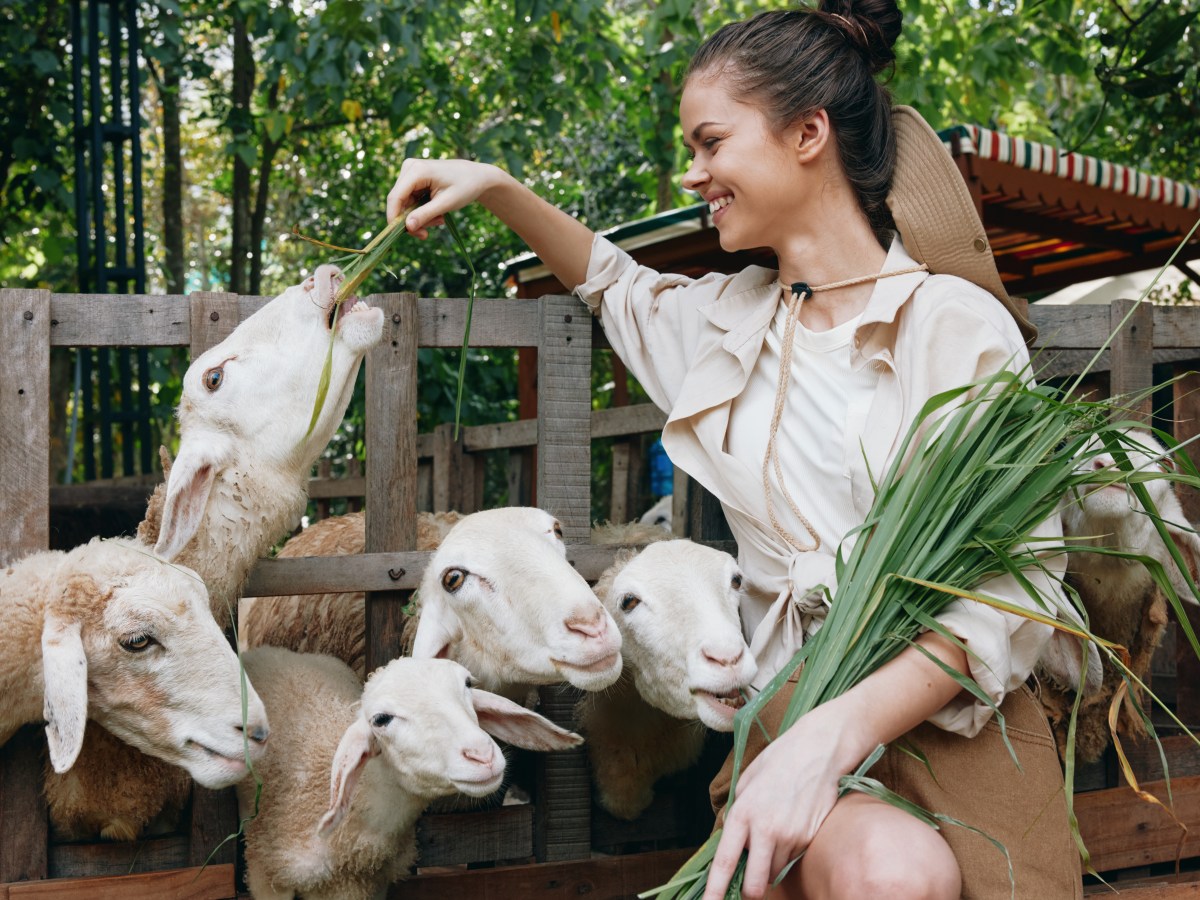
[364,293,419,675]
[1110,298,1154,424]
[0,289,51,885]
[534,294,592,862]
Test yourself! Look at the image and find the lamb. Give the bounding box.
[1039,428,1200,762]
[45,263,384,840]
[241,507,624,699]
[1,537,269,794]
[576,539,757,819]
[236,647,582,900]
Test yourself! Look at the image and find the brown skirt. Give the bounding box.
[709,677,1083,900]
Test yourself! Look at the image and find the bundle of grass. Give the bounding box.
[646,365,1200,899]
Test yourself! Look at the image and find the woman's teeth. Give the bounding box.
[709,196,732,214]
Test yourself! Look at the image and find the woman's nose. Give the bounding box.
[681,158,708,193]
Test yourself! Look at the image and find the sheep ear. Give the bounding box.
[471,689,584,752]
[410,597,462,659]
[41,609,89,773]
[155,442,219,560]
[318,716,378,836]
[1164,519,1200,606]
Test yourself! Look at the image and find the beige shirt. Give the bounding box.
[574,232,1064,738]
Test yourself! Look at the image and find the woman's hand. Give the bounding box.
[386,158,508,239]
[703,697,871,900]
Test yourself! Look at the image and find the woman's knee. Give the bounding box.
[820,846,960,900]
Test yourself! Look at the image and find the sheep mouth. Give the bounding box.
[552,652,621,675]
[693,688,747,714]
[325,297,374,332]
[186,740,250,770]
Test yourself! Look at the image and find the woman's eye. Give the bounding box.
[442,568,467,592]
[619,593,641,613]
[371,713,393,728]
[120,634,154,653]
[203,366,224,392]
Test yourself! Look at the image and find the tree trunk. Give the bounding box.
[230,11,254,294]
[160,64,185,294]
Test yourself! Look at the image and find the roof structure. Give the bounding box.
[507,123,1200,301]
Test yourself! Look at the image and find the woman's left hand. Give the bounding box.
[702,698,867,900]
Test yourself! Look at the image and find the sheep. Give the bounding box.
[0,537,269,818]
[575,539,757,820]
[240,507,624,700]
[1038,428,1200,762]
[44,263,384,841]
[236,647,582,900]
[637,494,674,531]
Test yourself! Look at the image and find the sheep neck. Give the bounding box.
[326,758,424,866]
[0,554,61,741]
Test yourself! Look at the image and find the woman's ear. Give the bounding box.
[792,109,832,164]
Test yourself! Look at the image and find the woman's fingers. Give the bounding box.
[703,820,749,900]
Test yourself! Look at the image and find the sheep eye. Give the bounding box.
[371,713,393,728]
[552,521,564,540]
[120,633,154,653]
[203,365,224,392]
[619,593,641,613]
[731,573,743,590]
[441,568,467,592]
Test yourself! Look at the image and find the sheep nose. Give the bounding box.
[565,610,607,640]
[1093,457,1110,470]
[463,744,495,766]
[702,645,744,669]
[237,722,270,745]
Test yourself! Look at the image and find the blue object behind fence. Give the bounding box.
[648,438,674,497]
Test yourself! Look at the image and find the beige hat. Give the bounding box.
[887,105,1037,345]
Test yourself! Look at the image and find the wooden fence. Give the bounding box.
[4,290,1200,898]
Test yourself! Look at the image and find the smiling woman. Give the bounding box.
[379,2,1077,897]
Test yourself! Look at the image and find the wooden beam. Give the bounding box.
[3,864,233,899]
[1076,775,1200,872]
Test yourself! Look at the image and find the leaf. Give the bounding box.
[1135,9,1200,70]
[341,98,363,122]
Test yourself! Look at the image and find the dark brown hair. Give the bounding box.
[686,1,903,247]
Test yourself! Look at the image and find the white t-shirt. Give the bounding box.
[726,298,881,559]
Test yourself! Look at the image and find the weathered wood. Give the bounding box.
[415,805,534,868]
[432,423,465,513]
[1076,775,1200,872]
[610,441,630,524]
[187,785,238,869]
[398,847,694,899]
[1085,873,1200,896]
[0,728,48,885]
[534,686,590,863]
[0,289,50,566]
[1110,298,1155,424]
[1029,304,1116,350]
[47,294,192,347]
[48,834,188,879]
[1173,369,1200,524]
[591,404,667,440]
[4,864,233,899]
[463,419,538,453]
[188,292,241,357]
[417,297,542,348]
[536,296,592,541]
[365,293,419,674]
[0,290,50,886]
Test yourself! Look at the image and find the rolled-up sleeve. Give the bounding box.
[573,234,733,412]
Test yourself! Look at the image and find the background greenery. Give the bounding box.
[2,0,1197,518]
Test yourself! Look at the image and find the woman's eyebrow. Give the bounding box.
[690,121,721,140]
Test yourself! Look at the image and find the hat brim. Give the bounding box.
[887,105,1037,345]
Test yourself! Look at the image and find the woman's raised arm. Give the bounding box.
[386,158,596,291]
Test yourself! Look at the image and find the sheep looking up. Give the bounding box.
[1039,428,1200,762]
[45,263,384,841]
[0,538,268,792]
[241,507,624,700]
[237,647,581,900]
[577,539,757,819]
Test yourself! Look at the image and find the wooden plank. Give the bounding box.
[1110,297,1155,425]
[0,289,50,566]
[48,834,189,879]
[1155,307,1200,350]
[1173,368,1200,524]
[590,404,667,440]
[463,419,538,453]
[1028,304,1114,351]
[536,295,592,541]
[47,294,192,347]
[1084,872,1200,896]
[365,293,418,674]
[417,297,542,348]
[188,785,238,869]
[1076,775,1200,872]
[534,684,591,862]
[189,293,240,357]
[415,805,534,868]
[610,442,630,524]
[0,728,48,885]
[431,423,464,514]
[398,847,694,900]
[0,289,50,886]
[306,475,366,501]
[5,864,234,899]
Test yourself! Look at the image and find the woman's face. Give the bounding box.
[679,75,807,254]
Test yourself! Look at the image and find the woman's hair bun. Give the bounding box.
[818,0,902,75]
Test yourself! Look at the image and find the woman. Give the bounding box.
[386,4,1081,897]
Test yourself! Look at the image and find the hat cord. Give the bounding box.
[762,263,928,555]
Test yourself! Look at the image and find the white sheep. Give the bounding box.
[0,537,269,809]
[1039,428,1200,761]
[241,507,624,700]
[576,540,757,819]
[637,494,674,531]
[45,263,384,841]
[236,647,582,900]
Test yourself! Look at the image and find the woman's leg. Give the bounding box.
[781,792,961,900]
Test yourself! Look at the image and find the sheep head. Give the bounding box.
[318,657,581,835]
[155,264,384,560]
[41,538,269,786]
[595,540,757,730]
[411,508,623,695]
